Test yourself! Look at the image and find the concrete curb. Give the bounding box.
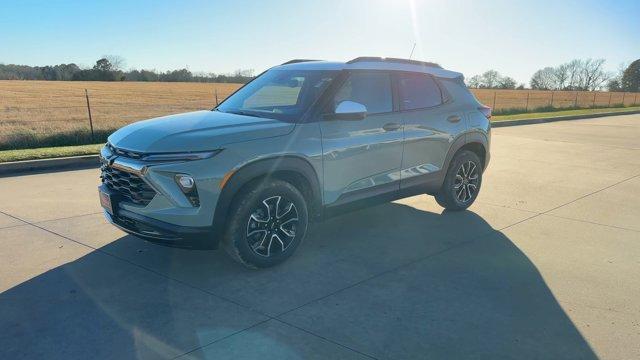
[491,109,640,127]
[0,109,638,177]
[0,155,99,177]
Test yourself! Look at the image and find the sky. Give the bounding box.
[1,0,638,84]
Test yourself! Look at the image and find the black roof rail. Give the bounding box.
[346,57,442,69]
[281,59,322,65]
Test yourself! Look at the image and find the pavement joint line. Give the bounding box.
[170,318,273,360]
[540,172,640,215]
[0,223,31,231]
[492,133,639,151]
[493,154,640,173]
[543,213,640,234]
[477,200,640,234]
[476,200,541,214]
[271,318,380,360]
[32,211,103,225]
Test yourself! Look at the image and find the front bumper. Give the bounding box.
[100,184,221,250]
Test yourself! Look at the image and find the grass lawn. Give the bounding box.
[0,144,103,163]
[1,106,639,163]
[492,106,640,121]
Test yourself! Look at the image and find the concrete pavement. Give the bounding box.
[1,114,639,359]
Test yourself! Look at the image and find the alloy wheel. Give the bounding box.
[453,160,479,203]
[246,195,299,257]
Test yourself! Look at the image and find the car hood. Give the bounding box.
[107,110,294,153]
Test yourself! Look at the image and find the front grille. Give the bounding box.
[101,164,156,206]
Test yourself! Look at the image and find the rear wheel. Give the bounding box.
[223,179,308,269]
[435,150,482,211]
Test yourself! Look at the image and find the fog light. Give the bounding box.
[175,174,200,207]
[176,174,195,192]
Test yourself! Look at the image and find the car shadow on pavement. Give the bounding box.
[0,202,598,359]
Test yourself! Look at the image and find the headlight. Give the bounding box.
[142,150,221,162]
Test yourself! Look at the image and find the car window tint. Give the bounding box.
[243,76,304,108]
[398,73,442,110]
[333,72,392,114]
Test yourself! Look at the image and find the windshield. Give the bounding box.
[216,69,338,122]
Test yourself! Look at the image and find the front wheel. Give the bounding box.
[435,150,482,211]
[223,179,309,269]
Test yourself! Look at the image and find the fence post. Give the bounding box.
[550,91,555,108]
[85,89,95,142]
[592,92,596,108]
[525,92,530,111]
[622,92,626,106]
[574,91,579,108]
[492,91,497,110]
[608,92,612,107]
[635,93,638,105]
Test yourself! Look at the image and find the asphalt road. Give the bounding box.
[1,114,639,359]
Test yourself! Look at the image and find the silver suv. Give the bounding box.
[99,57,491,268]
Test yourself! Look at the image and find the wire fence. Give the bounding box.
[1,81,639,151]
[470,89,640,113]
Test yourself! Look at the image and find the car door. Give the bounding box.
[397,72,466,189]
[320,71,404,205]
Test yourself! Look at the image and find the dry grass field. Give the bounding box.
[0,80,240,149]
[1,80,639,150]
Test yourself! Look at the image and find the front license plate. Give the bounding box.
[99,189,113,215]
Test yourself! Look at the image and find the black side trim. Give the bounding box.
[330,181,399,208]
[323,180,430,220]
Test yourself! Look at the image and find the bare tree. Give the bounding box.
[498,76,517,89]
[580,58,610,90]
[466,71,516,89]
[553,63,571,90]
[565,59,582,90]
[103,55,126,71]
[466,75,482,88]
[481,70,500,88]
[530,67,556,90]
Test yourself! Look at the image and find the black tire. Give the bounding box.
[435,150,483,211]
[223,179,309,269]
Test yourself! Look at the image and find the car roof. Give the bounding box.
[272,59,463,79]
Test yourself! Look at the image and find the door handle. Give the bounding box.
[382,123,401,131]
[447,115,462,123]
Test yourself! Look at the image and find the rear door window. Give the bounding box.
[398,73,443,110]
[333,72,393,114]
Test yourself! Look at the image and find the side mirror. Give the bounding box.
[325,100,367,120]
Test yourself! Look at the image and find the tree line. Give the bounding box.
[2,56,639,91]
[467,58,639,92]
[0,56,255,83]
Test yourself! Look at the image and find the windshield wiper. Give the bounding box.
[223,109,269,118]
